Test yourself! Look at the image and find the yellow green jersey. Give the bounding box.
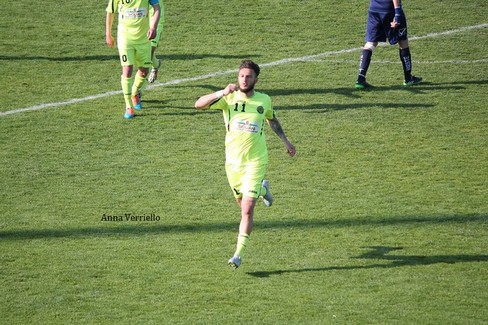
[106,0,159,44]
[210,91,275,167]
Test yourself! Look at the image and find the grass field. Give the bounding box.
[1,0,487,324]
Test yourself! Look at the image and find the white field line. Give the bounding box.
[1,23,487,117]
[305,59,488,64]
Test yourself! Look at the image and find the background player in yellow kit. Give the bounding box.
[195,60,296,269]
[147,1,165,83]
[106,0,160,119]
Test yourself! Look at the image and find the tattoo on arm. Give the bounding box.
[268,118,285,138]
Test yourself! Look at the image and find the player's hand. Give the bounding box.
[147,28,157,40]
[106,35,115,48]
[391,7,404,29]
[224,83,238,95]
[285,141,296,157]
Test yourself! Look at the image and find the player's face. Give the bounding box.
[238,68,258,93]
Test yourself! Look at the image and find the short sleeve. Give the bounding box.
[265,96,274,120]
[209,97,227,111]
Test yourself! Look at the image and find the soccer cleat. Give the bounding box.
[261,179,273,207]
[228,256,241,269]
[124,107,135,119]
[355,80,373,90]
[148,59,161,83]
[132,93,142,110]
[403,76,423,86]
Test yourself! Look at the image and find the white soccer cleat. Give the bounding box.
[228,256,241,269]
[148,59,161,83]
[261,179,273,206]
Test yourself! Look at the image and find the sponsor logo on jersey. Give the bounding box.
[122,8,148,19]
[232,120,260,133]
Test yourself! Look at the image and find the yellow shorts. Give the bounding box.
[117,41,152,68]
[226,162,267,199]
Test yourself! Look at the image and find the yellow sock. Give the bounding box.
[121,75,133,108]
[132,74,146,96]
[234,233,250,257]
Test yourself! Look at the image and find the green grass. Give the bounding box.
[1,0,487,324]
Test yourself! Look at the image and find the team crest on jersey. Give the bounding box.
[257,106,264,114]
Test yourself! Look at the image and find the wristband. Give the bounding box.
[215,90,224,99]
[395,7,403,16]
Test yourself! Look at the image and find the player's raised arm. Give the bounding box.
[194,83,238,109]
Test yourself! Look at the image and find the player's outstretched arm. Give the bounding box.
[194,84,238,109]
[267,117,296,157]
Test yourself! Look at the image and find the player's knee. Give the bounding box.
[138,68,149,78]
[398,39,409,49]
[364,42,377,51]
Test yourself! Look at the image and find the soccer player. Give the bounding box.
[147,1,165,83]
[194,60,296,269]
[355,0,422,89]
[106,0,160,119]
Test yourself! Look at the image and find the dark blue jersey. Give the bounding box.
[369,0,395,13]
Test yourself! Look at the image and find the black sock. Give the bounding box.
[358,49,373,82]
[400,47,412,81]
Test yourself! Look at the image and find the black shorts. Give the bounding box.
[365,10,408,45]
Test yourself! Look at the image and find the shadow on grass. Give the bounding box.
[246,246,488,278]
[165,79,488,114]
[137,101,435,116]
[284,102,436,112]
[117,78,488,115]
[141,103,435,117]
[190,79,488,96]
[0,214,485,241]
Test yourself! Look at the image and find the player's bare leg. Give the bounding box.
[228,196,256,269]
